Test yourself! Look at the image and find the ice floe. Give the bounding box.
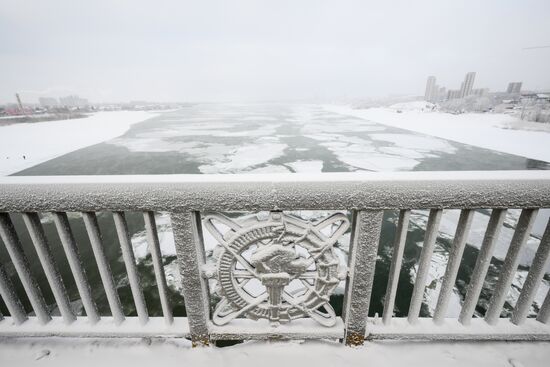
[287,160,324,173]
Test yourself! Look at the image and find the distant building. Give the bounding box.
[426,71,489,101]
[438,87,446,101]
[59,95,89,107]
[39,97,58,107]
[459,72,476,98]
[424,76,437,102]
[471,88,489,97]
[447,89,461,100]
[506,82,522,94]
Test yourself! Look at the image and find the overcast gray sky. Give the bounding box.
[1,0,549,103]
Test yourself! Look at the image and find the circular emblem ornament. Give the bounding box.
[203,212,349,327]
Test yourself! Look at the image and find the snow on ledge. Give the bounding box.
[1,335,549,367]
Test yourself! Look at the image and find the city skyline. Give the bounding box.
[4,74,544,106]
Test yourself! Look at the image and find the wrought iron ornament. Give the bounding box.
[203,212,349,327]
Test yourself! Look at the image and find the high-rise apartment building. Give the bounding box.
[459,72,476,98]
[507,82,522,94]
[425,76,437,102]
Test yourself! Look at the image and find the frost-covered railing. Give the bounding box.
[0,172,549,346]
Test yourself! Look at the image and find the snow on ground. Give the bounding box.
[1,338,549,367]
[0,111,159,176]
[324,103,550,162]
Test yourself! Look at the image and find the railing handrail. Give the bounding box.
[1,171,550,212]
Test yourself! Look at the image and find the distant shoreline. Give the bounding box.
[0,113,88,126]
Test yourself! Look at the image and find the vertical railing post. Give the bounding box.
[382,209,410,325]
[433,209,474,324]
[0,213,50,324]
[82,212,125,324]
[0,264,28,325]
[53,212,100,324]
[113,211,149,324]
[143,211,174,325]
[342,210,383,346]
[459,209,506,325]
[22,212,76,324]
[408,209,443,324]
[485,209,538,325]
[511,218,550,324]
[537,289,550,324]
[171,211,210,346]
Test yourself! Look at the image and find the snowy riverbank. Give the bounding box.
[324,102,550,163]
[0,111,159,176]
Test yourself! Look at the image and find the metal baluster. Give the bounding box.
[22,212,75,324]
[52,212,99,323]
[0,264,28,324]
[485,209,538,325]
[537,288,550,324]
[459,209,506,325]
[342,210,383,346]
[408,209,442,324]
[511,217,550,324]
[433,209,474,324]
[113,211,148,324]
[382,209,410,325]
[143,211,173,325]
[0,213,50,323]
[82,212,125,324]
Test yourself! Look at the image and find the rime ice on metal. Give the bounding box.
[204,212,349,327]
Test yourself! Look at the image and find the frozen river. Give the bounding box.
[2,103,549,323]
[14,103,548,175]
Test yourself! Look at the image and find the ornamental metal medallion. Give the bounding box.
[203,212,349,327]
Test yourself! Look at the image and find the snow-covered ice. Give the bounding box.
[130,213,177,261]
[287,160,324,173]
[0,111,159,176]
[303,124,458,172]
[325,103,550,162]
[199,140,288,174]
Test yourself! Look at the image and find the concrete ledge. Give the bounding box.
[367,318,550,341]
[209,318,345,340]
[0,316,190,338]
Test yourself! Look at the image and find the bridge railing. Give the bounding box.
[0,171,549,345]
